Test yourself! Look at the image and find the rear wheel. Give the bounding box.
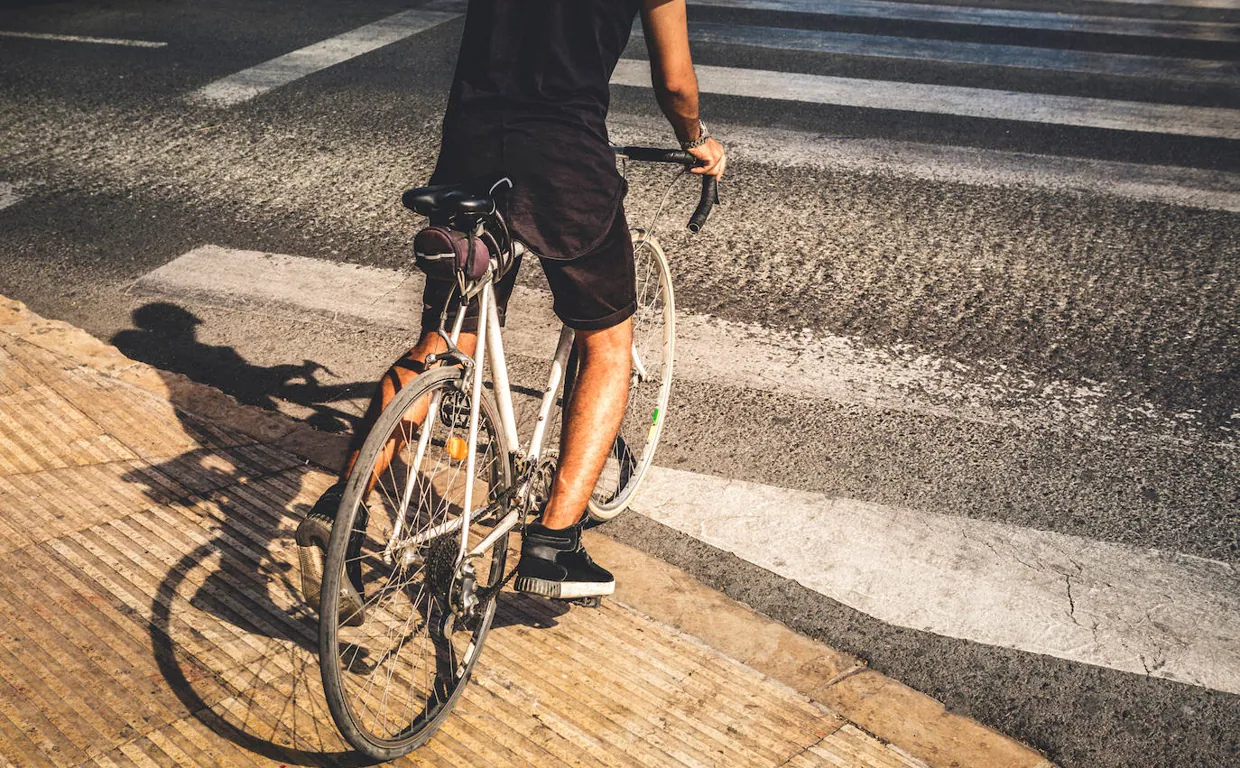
[587,231,674,520]
[319,367,512,760]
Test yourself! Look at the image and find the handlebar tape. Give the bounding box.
[688,176,717,234]
[614,145,720,233]
[617,146,696,165]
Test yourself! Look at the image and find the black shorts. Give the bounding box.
[420,208,636,333]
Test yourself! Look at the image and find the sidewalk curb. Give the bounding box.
[0,295,1054,768]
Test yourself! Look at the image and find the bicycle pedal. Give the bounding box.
[561,596,603,609]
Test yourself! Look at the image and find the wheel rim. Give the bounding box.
[322,374,509,755]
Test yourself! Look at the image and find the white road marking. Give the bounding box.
[691,0,1240,41]
[682,22,1239,85]
[607,114,1240,213]
[633,466,1240,695]
[0,30,166,48]
[132,246,1224,443]
[188,9,459,107]
[0,181,37,211]
[1084,0,1239,8]
[611,59,1240,140]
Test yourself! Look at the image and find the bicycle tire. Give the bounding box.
[588,230,675,520]
[319,366,513,760]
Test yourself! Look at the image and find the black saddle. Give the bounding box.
[402,178,501,217]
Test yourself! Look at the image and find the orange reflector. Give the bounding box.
[447,436,469,461]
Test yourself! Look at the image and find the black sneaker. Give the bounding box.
[514,521,615,600]
[296,481,366,627]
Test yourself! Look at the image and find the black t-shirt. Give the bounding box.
[430,0,643,260]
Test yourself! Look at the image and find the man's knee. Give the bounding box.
[575,318,632,368]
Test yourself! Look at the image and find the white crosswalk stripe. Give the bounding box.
[130,245,1240,695]
[612,59,1240,140]
[188,9,458,107]
[691,0,1240,41]
[1085,0,1239,8]
[607,114,1240,211]
[133,246,1196,438]
[0,30,167,47]
[638,466,1240,696]
[682,22,1239,84]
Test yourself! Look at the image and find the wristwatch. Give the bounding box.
[680,119,710,151]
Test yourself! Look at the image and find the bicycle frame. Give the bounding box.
[383,224,669,583]
[384,264,576,568]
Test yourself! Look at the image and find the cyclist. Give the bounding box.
[297,0,726,615]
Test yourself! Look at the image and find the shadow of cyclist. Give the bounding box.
[112,302,370,434]
[113,304,377,765]
[116,302,573,762]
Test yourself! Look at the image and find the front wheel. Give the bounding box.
[587,230,675,520]
[319,366,513,760]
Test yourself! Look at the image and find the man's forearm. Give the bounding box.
[642,0,704,145]
[654,78,702,144]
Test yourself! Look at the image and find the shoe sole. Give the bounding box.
[514,575,616,600]
[299,544,324,606]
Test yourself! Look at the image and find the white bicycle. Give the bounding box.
[317,146,717,760]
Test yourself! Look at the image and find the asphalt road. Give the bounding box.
[1,1,1238,766]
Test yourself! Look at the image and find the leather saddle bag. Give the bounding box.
[412,226,494,282]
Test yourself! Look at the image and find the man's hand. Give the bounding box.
[689,137,726,179]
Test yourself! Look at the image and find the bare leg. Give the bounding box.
[341,329,478,490]
[541,318,633,530]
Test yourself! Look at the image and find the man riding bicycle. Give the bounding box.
[297,0,726,614]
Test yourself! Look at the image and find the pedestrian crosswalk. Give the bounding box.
[166,0,1240,205]
[129,244,1240,698]
[155,0,1240,698]
[178,0,1240,159]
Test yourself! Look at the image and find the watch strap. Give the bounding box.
[680,120,709,151]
